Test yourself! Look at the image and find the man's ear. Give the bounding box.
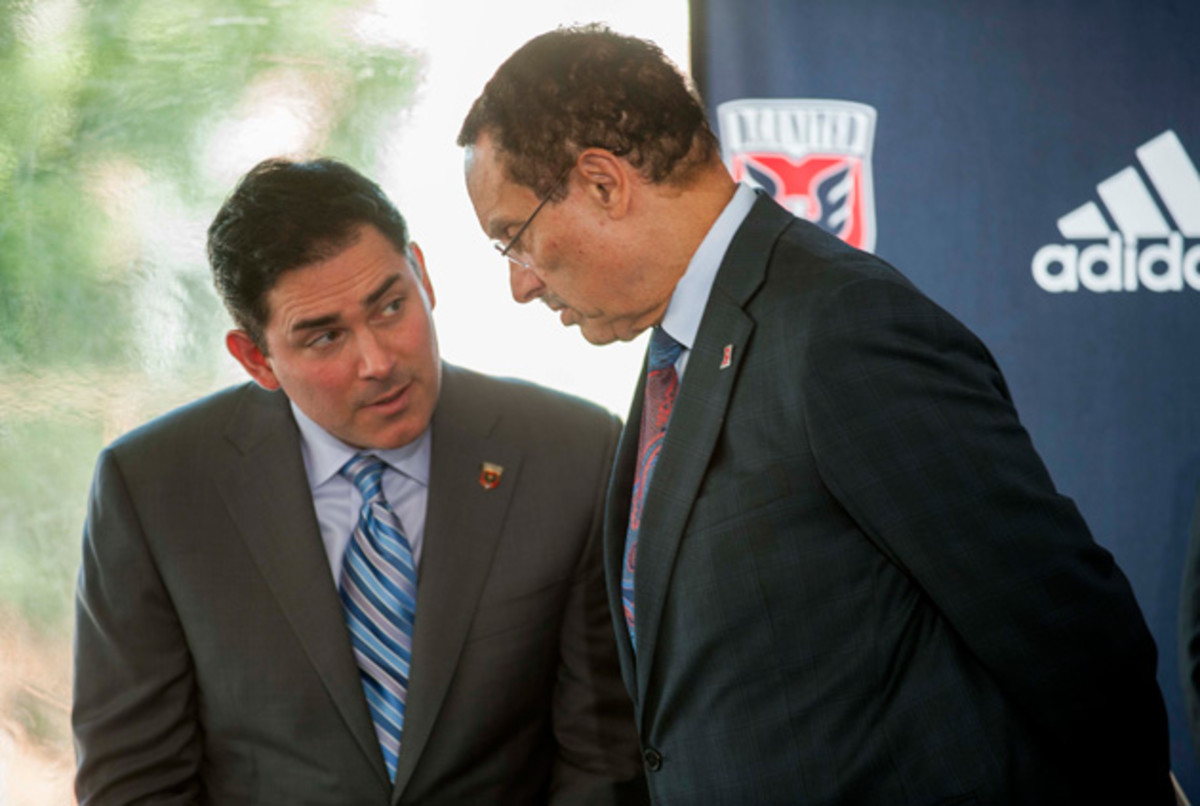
[576,148,632,217]
[226,330,281,391]
[408,241,436,309]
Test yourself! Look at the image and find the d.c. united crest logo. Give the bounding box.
[717,98,878,252]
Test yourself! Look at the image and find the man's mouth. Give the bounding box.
[543,297,578,326]
[364,384,408,410]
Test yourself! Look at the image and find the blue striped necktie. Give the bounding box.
[622,327,684,652]
[339,453,417,783]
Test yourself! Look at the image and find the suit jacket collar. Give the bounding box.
[606,194,795,722]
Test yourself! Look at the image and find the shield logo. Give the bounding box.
[717,98,878,252]
[478,461,503,490]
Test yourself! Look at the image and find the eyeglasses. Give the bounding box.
[493,166,571,269]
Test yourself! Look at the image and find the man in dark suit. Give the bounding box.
[72,157,646,805]
[458,24,1174,805]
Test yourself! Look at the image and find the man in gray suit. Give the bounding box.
[72,157,646,805]
[458,24,1173,805]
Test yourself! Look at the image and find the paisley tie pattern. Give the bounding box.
[622,327,684,652]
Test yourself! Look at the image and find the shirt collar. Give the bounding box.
[290,400,432,491]
[659,182,757,348]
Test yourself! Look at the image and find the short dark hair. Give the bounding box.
[457,23,719,198]
[207,157,410,348]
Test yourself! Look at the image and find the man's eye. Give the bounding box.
[306,331,339,348]
[381,296,405,316]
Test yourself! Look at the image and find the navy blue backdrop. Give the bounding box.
[691,0,1200,794]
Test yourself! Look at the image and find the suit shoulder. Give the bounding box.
[104,382,267,459]
[440,364,619,456]
[745,215,973,343]
[774,217,915,293]
[444,364,615,425]
[732,193,914,299]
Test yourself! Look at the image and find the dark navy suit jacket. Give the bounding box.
[605,194,1172,805]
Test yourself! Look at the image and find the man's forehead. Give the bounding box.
[466,139,506,190]
[462,141,487,175]
[465,142,524,235]
[263,228,414,319]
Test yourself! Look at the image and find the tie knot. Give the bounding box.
[339,453,387,503]
[648,327,683,372]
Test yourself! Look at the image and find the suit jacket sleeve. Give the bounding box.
[548,411,648,806]
[73,447,202,805]
[801,277,1170,800]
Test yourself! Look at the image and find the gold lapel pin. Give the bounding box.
[479,461,503,490]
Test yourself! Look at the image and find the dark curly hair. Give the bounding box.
[457,23,719,198]
[207,157,410,349]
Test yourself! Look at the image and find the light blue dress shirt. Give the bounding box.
[659,183,757,378]
[291,401,431,584]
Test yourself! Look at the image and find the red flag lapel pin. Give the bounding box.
[479,462,503,490]
[720,344,734,370]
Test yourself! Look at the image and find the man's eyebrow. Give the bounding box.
[290,274,402,333]
[364,274,401,307]
[291,313,340,333]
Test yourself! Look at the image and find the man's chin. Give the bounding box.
[580,328,618,346]
[552,306,646,345]
[577,320,645,346]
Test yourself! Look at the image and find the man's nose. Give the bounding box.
[357,329,396,379]
[509,261,545,304]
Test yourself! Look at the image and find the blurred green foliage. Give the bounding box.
[0,0,420,369]
[0,416,103,631]
[0,0,420,636]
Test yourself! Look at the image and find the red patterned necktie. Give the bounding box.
[622,327,684,651]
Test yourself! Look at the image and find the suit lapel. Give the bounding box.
[604,360,648,697]
[214,385,388,787]
[624,195,795,714]
[390,366,522,799]
[630,309,754,710]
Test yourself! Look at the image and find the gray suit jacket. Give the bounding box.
[604,194,1171,805]
[74,363,646,805]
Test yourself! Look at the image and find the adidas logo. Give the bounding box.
[1032,130,1200,293]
